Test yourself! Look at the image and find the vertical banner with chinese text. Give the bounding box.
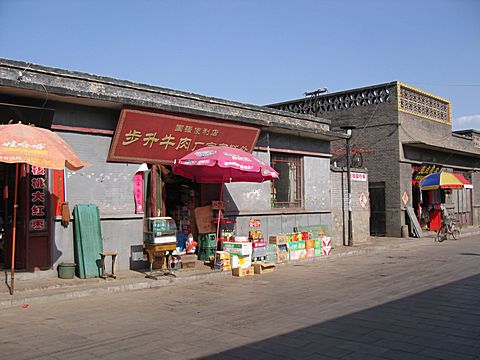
[52,169,65,217]
[29,166,48,233]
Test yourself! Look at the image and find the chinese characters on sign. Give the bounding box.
[351,172,368,182]
[108,109,260,164]
[29,166,48,232]
[413,164,443,182]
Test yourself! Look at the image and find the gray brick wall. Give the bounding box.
[330,168,370,246]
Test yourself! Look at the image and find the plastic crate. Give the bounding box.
[198,246,216,261]
[198,233,217,248]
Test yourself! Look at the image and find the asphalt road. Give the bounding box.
[1,236,480,360]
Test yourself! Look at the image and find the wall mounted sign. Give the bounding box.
[108,108,260,164]
[413,164,442,181]
[359,193,368,208]
[351,172,368,182]
[402,191,409,205]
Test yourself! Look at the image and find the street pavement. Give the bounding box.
[1,233,480,359]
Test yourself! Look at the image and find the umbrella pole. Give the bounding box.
[10,164,19,295]
[213,183,224,269]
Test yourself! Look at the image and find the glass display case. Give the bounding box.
[144,217,177,244]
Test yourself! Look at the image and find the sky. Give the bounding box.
[0,0,479,130]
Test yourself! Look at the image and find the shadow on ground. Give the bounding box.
[200,272,480,360]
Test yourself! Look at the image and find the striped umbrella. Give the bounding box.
[420,172,472,190]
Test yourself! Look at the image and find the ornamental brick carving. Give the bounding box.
[398,84,451,124]
[271,86,391,116]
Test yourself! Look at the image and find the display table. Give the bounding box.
[144,243,177,272]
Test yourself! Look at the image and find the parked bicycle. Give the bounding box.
[436,214,460,242]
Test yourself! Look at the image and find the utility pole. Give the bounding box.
[341,125,356,246]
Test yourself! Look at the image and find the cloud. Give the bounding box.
[453,114,480,130]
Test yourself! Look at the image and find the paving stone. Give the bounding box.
[1,235,480,359]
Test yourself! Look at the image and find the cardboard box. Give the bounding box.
[253,262,275,274]
[321,236,331,247]
[194,206,215,233]
[276,251,289,263]
[322,246,332,256]
[214,251,231,271]
[252,247,267,258]
[230,253,252,269]
[266,244,277,254]
[266,254,277,263]
[289,249,307,261]
[305,239,315,250]
[222,241,252,256]
[306,248,315,258]
[269,234,289,245]
[314,249,323,257]
[314,239,323,249]
[232,266,254,277]
[288,241,306,251]
[252,241,267,248]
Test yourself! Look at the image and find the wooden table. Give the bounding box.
[144,243,177,272]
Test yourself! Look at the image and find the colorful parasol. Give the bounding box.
[420,172,473,190]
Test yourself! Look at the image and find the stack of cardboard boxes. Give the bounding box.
[268,232,333,262]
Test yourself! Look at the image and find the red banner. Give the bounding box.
[108,108,260,164]
[133,172,144,214]
[52,169,65,217]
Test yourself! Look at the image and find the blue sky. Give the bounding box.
[1,0,479,130]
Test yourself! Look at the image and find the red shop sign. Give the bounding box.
[108,108,260,164]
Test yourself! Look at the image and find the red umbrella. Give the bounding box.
[172,146,278,260]
[172,146,278,183]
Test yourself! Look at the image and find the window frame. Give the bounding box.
[270,153,303,209]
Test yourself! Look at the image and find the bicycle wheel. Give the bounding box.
[437,227,447,242]
[451,228,460,240]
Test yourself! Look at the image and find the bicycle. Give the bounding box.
[436,215,460,242]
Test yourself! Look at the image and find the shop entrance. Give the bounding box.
[0,163,52,271]
[164,168,200,244]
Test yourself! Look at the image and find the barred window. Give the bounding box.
[271,153,303,208]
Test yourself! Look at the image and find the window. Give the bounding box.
[271,153,303,208]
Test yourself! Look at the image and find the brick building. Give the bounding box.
[269,82,480,237]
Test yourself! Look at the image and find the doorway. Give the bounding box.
[1,163,52,271]
[369,181,386,236]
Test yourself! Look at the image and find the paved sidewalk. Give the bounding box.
[1,226,479,310]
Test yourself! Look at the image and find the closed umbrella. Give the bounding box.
[0,122,90,294]
[172,146,278,262]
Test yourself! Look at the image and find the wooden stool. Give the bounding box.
[100,251,117,279]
